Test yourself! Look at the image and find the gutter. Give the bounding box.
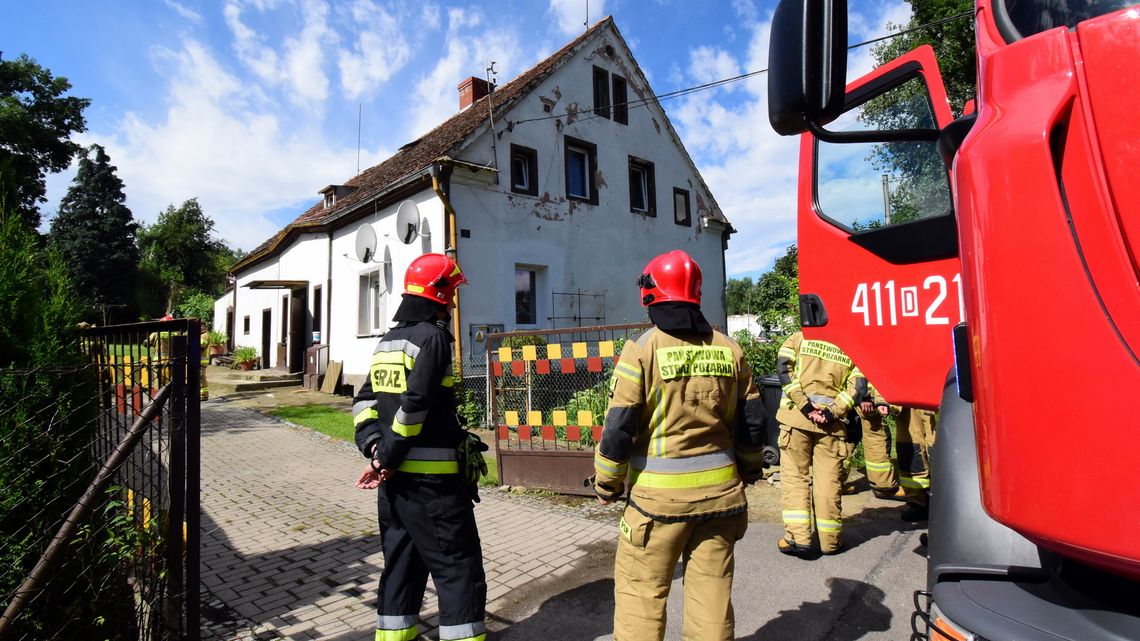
[431,162,464,373]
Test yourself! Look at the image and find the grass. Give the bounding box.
[268,404,500,485]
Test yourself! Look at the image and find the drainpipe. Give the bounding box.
[326,229,333,347]
[431,163,463,374]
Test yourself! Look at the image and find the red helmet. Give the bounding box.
[404,253,467,303]
[638,250,702,306]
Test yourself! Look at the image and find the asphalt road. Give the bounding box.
[491,501,927,641]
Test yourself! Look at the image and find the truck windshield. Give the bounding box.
[1002,0,1138,37]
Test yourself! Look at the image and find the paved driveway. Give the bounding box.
[200,399,927,641]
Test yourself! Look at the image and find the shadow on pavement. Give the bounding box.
[739,577,891,641]
[842,505,925,552]
[491,578,615,641]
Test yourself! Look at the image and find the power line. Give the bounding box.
[508,10,973,128]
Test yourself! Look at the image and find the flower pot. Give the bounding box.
[239,361,254,371]
[210,344,225,357]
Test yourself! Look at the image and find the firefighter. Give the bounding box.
[775,332,858,556]
[593,250,767,641]
[852,369,903,500]
[895,406,938,522]
[353,253,487,641]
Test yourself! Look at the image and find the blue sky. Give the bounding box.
[2,0,912,279]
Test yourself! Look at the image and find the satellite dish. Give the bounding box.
[355,223,377,262]
[395,200,419,244]
[378,245,391,290]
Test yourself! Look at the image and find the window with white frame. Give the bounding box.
[510,144,538,196]
[564,136,597,203]
[358,268,389,335]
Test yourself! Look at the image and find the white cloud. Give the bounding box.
[406,8,524,139]
[547,0,603,36]
[223,0,333,106]
[163,0,203,24]
[688,46,742,87]
[336,0,412,99]
[84,37,387,252]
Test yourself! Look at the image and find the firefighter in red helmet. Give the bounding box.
[594,249,768,641]
[353,253,487,641]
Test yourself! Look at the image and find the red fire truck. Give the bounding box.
[767,0,1140,638]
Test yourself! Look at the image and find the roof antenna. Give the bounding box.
[584,0,589,31]
[356,103,362,175]
[486,61,500,184]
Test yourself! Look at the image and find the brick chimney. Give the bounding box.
[458,76,493,110]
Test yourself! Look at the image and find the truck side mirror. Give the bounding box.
[768,0,849,135]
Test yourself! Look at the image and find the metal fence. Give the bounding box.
[0,319,200,641]
[487,323,651,494]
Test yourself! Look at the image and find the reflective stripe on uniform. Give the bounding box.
[405,447,457,461]
[378,615,417,629]
[865,460,894,471]
[397,459,459,474]
[630,463,737,489]
[441,374,455,387]
[355,406,379,427]
[375,619,417,641]
[439,621,486,641]
[631,450,734,473]
[808,394,836,406]
[614,361,642,385]
[782,509,811,524]
[816,518,842,532]
[900,475,931,489]
[649,386,666,457]
[782,381,802,395]
[837,390,855,408]
[595,454,628,478]
[392,418,422,437]
[395,408,428,426]
[778,347,796,359]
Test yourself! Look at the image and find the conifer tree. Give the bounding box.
[48,144,139,323]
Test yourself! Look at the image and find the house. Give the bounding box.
[214,17,735,391]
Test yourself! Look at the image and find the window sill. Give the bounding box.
[566,195,597,205]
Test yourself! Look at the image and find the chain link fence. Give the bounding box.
[485,324,650,494]
[0,320,200,641]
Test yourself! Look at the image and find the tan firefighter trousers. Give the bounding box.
[779,426,851,553]
[897,409,937,506]
[613,505,748,641]
[862,415,897,491]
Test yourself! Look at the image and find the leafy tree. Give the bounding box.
[136,198,230,316]
[859,0,974,225]
[0,53,90,229]
[727,245,800,334]
[725,276,756,316]
[48,144,139,324]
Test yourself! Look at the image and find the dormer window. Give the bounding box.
[319,184,357,209]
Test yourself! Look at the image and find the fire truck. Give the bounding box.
[766,0,1140,638]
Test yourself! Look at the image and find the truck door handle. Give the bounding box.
[799,294,828,327]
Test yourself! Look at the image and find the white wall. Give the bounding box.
[451,24,728,340]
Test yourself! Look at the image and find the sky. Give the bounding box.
[2,0,914,280]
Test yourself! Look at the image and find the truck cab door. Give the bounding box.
[799,45,959,408]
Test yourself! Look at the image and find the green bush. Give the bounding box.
[232,345,258,365]
[0,210,132,638]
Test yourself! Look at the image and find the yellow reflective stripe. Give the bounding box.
[392,420,423,437]
[441,375,454,388]
[594,454,627,477]
[778,347,796,359]
[397,459,459,474]
[655,345,735,380]
[782,381,802,394]
[865,460,894,471]
[816,518,842,531]
[446,635,485,641]
[782,510,811,523]
[615,368,641,385]
[900,476,931,489]
[376,627,417,641]
[630,463,737,489]
[354,408,379,427]
[406,284,425,294]
[837,391,855,409]
[649,386,666,457]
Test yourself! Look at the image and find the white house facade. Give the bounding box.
[215,17,737,391]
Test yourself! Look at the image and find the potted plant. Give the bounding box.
[232,345,258,371]
[207,330,228,356]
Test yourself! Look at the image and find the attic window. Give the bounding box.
[324,193,335,208]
